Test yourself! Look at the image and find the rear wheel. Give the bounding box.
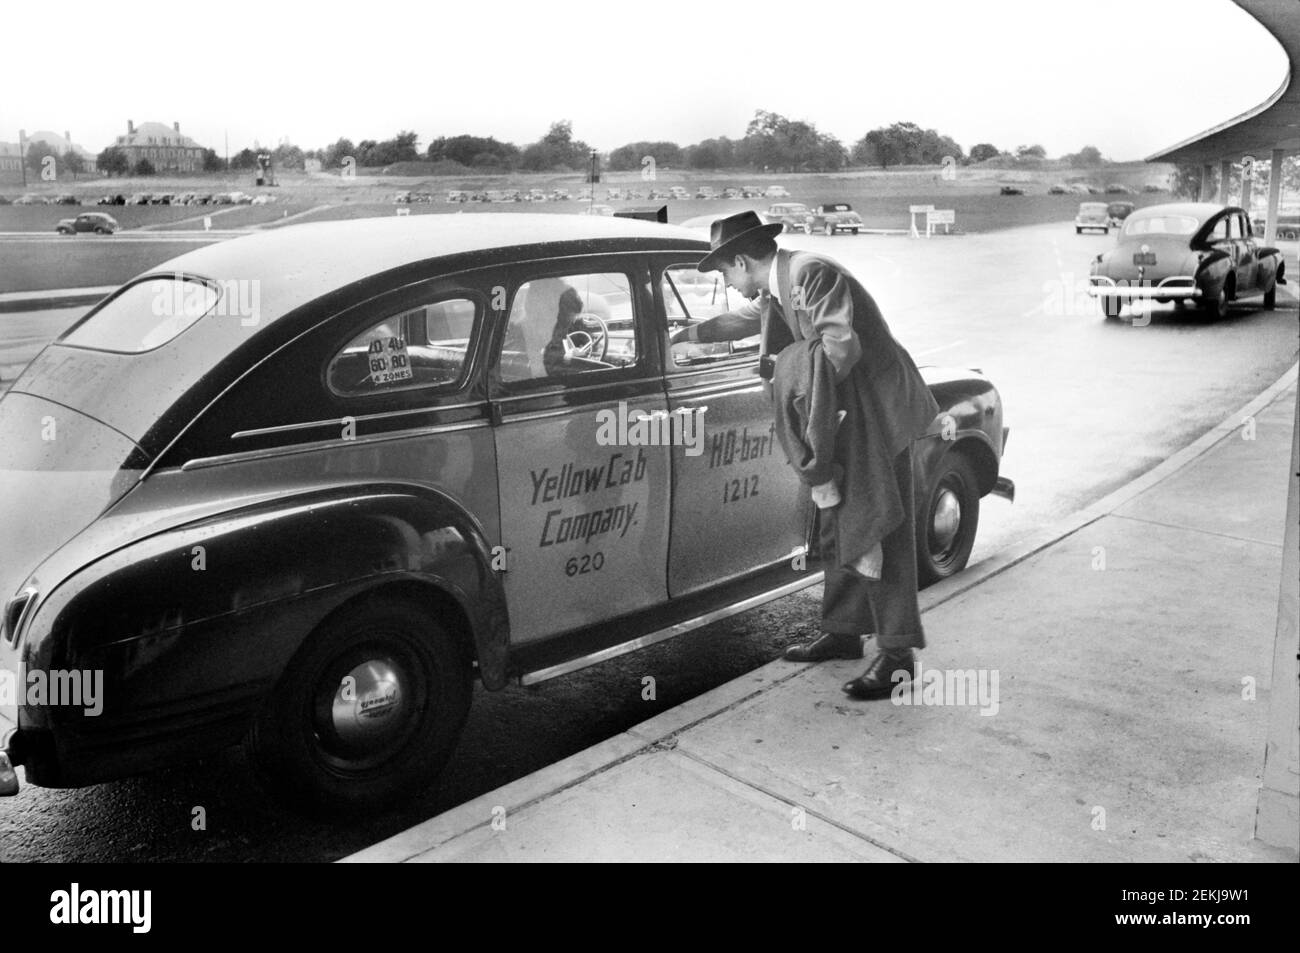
[245,596,472,814]
[1201,282,1230,320]
[916,453,981,586]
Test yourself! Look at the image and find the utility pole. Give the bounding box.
[19,128,26,188]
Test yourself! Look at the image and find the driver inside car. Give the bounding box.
[542,283,609,375]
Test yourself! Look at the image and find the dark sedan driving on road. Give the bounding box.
[1088,203,1286,319]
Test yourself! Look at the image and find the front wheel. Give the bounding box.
[916,453,981,586]
[245,596,472,814]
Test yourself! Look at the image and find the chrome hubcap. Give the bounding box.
[931,489,962,553]
[330,659,407,749]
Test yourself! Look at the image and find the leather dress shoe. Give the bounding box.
[782,631,864,662]
[842,649,916,700]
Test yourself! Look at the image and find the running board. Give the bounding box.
[518,572,826,686]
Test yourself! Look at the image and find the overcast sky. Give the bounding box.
[1,0,1288,160]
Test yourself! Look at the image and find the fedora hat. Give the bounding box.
[697,210,783,272]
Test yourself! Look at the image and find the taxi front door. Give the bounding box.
[489,261,671,643]
[656,259,812,598]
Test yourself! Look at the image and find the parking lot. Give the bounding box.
[0,215,1294,861]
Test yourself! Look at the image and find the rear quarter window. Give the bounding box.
[326,296,480,397]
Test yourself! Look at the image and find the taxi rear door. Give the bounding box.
[656,257,812,598]
[489,256,671,643]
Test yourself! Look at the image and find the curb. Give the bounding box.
[0,286,115,314]
[343,363,1299,862]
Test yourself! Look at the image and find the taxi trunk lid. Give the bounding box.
[0,392,147,623]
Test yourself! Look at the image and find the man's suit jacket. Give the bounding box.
[698,249,940,562]
[702,249,938,455]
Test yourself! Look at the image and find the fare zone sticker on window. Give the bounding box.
[368,335,413,385]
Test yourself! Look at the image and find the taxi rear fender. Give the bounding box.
[24,483,511,733]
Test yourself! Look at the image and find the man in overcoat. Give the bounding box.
[671,212,939,699]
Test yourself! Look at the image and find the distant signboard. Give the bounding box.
[910,204,935,214]
[928,209,955,225]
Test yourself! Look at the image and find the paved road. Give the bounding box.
[1,221,1295,861]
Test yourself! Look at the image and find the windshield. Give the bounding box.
[1123,214,1199,237]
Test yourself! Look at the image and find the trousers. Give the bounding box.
[817,445,926,650]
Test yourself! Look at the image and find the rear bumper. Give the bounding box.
[1087,276,1202,300]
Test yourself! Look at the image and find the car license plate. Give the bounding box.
[1133,252,1157,266]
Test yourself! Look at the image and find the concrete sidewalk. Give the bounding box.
[345,370,1299,863]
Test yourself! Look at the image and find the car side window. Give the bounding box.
[497,271,638,384]
[1207,217,1229,242]
[1227,215,1242,240]
[326,296,478,396]
[662,263,758,368]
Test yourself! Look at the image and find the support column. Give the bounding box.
[1201,163,1215,201]
[1218,159,1232,204]
[1263,148,1284,241]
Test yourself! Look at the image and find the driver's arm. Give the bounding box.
[669,296,762,345]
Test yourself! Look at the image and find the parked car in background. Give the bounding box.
[0,214,1012,813]
[741,185,764,198]
[999,185,1025,196]
[765,202,812,233]
[669,186,690,200]
[1048,184,1069,195]
[1106,201,1136,228]
[1142,184,1167,193]
[1105,184,1136,195]
[97,194,126,205]
[528,189,548,202]
[721,187,743,200]
[13,194,47,205]
[0,195,12,205]
[1088,203,1286,318]
[251,194,275,205]
[764,185,790,198]
[54,212,119,235]
[549,189,572,201]
[1075,202,1110,234]
[695,186,717,200]
[807,202,864,235]
[1251,211,1299,241]
[51,194,79,205]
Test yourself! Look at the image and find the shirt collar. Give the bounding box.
[767,254,782,306]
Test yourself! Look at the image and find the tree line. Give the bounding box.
[26,111,1112,177]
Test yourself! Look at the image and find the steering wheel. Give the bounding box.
[564,312,609,362]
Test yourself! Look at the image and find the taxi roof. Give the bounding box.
[143,213,708,321]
